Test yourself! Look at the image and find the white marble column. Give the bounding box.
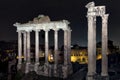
[25,31,31,73]
[23,32,27,62]
[18,31,22,70]
[101,14,109,77]
[64,30,68,65]
[87,15,95,80]
[35,30,40,72]
[45,30,49,64]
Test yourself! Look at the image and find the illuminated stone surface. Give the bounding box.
[14,15,72,78]
[86,2,109,80]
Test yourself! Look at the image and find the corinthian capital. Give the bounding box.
[102,14,109,22]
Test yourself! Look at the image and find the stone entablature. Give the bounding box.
[14,15,69,32]
[86,2,106,16]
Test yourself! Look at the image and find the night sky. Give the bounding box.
[0,0,120,46]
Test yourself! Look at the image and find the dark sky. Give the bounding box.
[0,0,120,46]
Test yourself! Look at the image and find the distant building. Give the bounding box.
[70,40,120,64]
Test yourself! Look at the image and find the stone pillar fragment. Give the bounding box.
[101,14,109,77]
[17,31,22,70]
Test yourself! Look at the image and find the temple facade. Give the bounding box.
[14,15,73,78]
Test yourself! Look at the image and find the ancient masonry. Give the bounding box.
[14,1,109,80]
[86,2,109,80]
[14,15,73,78]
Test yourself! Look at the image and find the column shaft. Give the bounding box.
[35,30,39,63]
[67,29,71,64]
[45,30,49,64]
[93,16,96,73]
[26,31,31,63]
[18,31,22,64]
[87,16,95,76]
[54,30,58,64]
[23,32,27,62]
[101,14,109,76]
[64,30,68,65]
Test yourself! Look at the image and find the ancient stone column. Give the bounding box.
[54,29,58,76]
[54,30,58,64]
[93,16,96,73]
[67,29,72,64]
[101,14,109,77]
[87,15,95,80]
[44,30,49,75]
[25,31,31,73]
[64,30,68,65]
[45,30,49,64]
[17,31,22,70]
[23,32,27,62]
[35,30,40,72]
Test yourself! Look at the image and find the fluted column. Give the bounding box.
[64,30,68,65]
[18,31,22,70]
[101,14,109,77]
[87,15,95,80]
[23,32,27,62]
[45,30,49,64]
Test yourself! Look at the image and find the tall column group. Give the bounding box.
[17,28,72,76]
[86,2,109,80]
[87,13,109,80]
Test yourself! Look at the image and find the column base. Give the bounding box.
[86,72,97,80]
[34,63,39,73]
[44,63,49,76]
[54,64,58,77]
[86,75,94,80]
[62,64,73,79]
[101,75,109,80]
[25,63,30,73]
[17,63,22,70]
